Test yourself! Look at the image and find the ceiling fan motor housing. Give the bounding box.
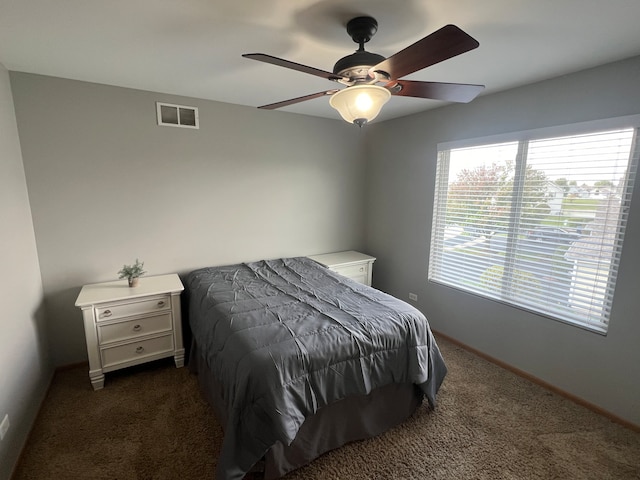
[333,50,386,79]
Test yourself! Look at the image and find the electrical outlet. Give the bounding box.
[0,414,9,441]
[408,293,418,301]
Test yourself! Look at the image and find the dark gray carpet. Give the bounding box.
[12,338,640,479]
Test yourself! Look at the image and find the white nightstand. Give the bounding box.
[308,250,376,286]
[75,273,185,390]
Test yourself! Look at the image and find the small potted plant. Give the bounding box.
[118,259,146,287]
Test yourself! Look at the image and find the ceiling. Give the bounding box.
[2,0,640,123]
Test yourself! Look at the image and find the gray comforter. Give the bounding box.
[185,257,447,479]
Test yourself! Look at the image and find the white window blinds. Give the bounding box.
[429,122,638,333]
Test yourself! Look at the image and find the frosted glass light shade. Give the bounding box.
[329,85,391,126]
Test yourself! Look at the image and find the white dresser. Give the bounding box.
[307,250,376,286]
[75,273,185,390]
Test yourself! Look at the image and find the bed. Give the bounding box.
[184,256,447,479]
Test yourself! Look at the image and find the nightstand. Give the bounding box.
[307,250,376,286]
[75,273,185,390]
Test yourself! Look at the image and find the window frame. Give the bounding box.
[429,115,640,334]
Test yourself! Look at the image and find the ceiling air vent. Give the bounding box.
[156,102,199,129]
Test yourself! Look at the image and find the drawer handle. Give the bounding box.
[132,324,142,332]
[135,346,144,354]
[359,267,364,272]
[102,310,112,318]
[157,300,166,308]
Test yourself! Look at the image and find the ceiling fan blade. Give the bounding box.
[243,53,343,81]
[372,25,479,80]
[258,90,339,110]
[392,80,484,103]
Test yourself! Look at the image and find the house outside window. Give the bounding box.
[428,118,638,333]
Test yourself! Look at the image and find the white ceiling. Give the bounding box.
[2,0,640,123]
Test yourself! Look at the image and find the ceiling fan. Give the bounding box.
[243,16,484,126]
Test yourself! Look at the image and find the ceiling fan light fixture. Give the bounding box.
[329,84,391,126]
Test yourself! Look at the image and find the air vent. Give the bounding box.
[156,102,199,129]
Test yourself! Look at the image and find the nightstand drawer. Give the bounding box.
[331,263,369,280]
[98,313,173,345]
[96,295,170,321]
[101,334,174,369]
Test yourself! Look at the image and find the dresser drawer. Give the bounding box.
[101,334,174,369]
[98,313,173,345]
[95,295,170,321]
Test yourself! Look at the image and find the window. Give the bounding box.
[428,118,639,333]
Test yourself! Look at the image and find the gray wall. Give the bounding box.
[364,55,640,425]
[0,64,52,478]
[10,73,367,367]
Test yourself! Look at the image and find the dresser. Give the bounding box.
[307,250,376,286]
[75,273,185,390]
